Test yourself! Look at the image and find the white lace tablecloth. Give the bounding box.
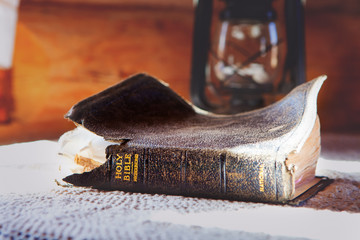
[0,134,359,240]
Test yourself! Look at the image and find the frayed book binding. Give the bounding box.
[58,73,330,204]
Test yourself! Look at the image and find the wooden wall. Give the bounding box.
[305,0,360,133]
[0,0,358,144]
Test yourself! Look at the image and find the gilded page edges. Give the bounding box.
[276,76,327,201]
[279,75,326,155]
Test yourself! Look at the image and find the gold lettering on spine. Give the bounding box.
[114,152,139,183]
[124,165,131,173]
[124,154,131,181]
[259,164,265,192]
[115,154,123,179]
[134,154,139,182]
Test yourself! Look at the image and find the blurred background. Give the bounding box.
[0,0,359,144]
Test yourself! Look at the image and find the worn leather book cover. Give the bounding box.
[58,73,329,204]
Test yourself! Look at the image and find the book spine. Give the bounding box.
[105,145,287,202]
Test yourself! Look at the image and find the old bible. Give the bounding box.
[58,73,329,204]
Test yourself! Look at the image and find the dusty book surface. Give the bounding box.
[58,73,327,203]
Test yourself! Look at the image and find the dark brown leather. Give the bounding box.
[65,73,313,150]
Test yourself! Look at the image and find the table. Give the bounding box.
[0,134,359,239]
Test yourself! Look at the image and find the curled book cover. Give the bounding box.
[58,73,329,204]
